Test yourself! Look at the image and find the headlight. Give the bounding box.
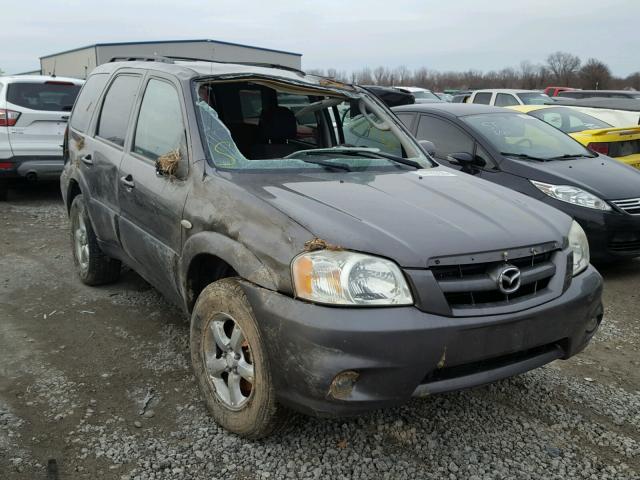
[531,180,611,211]
[568,220,590,276]
[292,250,413,306]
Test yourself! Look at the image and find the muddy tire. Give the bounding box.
[69,194,121,285]
[190,278,289,439]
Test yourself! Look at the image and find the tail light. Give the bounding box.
[0,109,20,127]
[0,162,14,170]
[587,142,609,155]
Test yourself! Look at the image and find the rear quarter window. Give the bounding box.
[6,81,81,112]
[70,74,109,133]
[96,75,142,147]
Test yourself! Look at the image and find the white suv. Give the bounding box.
[0,75,83,200]
[467,89,551,107]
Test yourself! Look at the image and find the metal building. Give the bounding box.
[39,39,302,79]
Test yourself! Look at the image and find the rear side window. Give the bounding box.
[133,79,186,160]
[473,93,492,105]
[96,75,141,147]
[6,81,81,112]
[70,74,109,133]
[416,115,474,158]
[495,93,519,107]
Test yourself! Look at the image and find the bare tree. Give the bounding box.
[546,51,581,86]
[625,72,640,91]
[519,61,542,89]
[316,54,638,92]
[579,58,612,89]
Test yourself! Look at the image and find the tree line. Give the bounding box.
[308,52,640,92]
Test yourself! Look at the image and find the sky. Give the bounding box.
[1,0,639,76]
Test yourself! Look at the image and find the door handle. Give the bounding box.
[81,154,93,165]
[120,175,135,189]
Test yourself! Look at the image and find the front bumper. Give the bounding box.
[0,156,64,180]
[241,266,603,417]
[532,195,640,260]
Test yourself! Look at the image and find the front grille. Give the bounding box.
[431,251,556,310]
[612,197,640,215]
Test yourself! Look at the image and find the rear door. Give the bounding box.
[5,79,81,157]
[117,75,191,302]
[82,72,143,249]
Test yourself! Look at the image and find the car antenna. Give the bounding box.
[52,59,57,78]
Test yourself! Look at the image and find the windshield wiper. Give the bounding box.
[546,153,596,160]
[500,152,550,161]
[291,147,422,169]
[297,158,351,171]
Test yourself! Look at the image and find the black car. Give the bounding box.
[60,58,602,438]
[393,103,640,261]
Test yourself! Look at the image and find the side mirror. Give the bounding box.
[155,147,186,179]
[419,140,436,157]
[447,152,486,169]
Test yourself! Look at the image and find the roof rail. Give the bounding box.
[108,56,174,64]
[164,56,305,75]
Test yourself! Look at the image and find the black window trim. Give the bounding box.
[94,71,144,151]
[128,74,192,173]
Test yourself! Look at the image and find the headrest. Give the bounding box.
[258,107,297,142]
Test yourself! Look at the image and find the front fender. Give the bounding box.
[179,231,279,302]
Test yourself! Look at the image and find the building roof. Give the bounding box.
[40,39,302,60]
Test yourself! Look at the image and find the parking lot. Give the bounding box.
[0,183,637,480]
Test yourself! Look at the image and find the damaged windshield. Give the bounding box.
[194,79,431,171]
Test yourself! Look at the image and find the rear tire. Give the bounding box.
[69,194,121,285]
[190,278,290,439]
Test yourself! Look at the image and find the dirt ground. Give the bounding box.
[1,183,639,480]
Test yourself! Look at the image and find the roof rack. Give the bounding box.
[108,55,305,76]
[163,56,305,75]
[108,56,174,64]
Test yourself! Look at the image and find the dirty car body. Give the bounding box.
[60,58,603,424]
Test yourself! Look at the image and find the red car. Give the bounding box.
[544,86,577,97]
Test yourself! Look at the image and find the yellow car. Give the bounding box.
[508,105,640,169]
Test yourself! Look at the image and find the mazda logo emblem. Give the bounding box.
[497,265,521,294]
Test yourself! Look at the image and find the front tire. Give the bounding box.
[190,278,289,438]
[69,194,121,285]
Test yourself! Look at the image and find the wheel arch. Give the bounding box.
[180,232,279,312]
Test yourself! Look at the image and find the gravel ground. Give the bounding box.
[1,183,639,480]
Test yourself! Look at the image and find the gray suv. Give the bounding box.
[61,57,603,438]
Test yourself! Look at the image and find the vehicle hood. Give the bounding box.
[500,155,640,200]
[227,166,570,268]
